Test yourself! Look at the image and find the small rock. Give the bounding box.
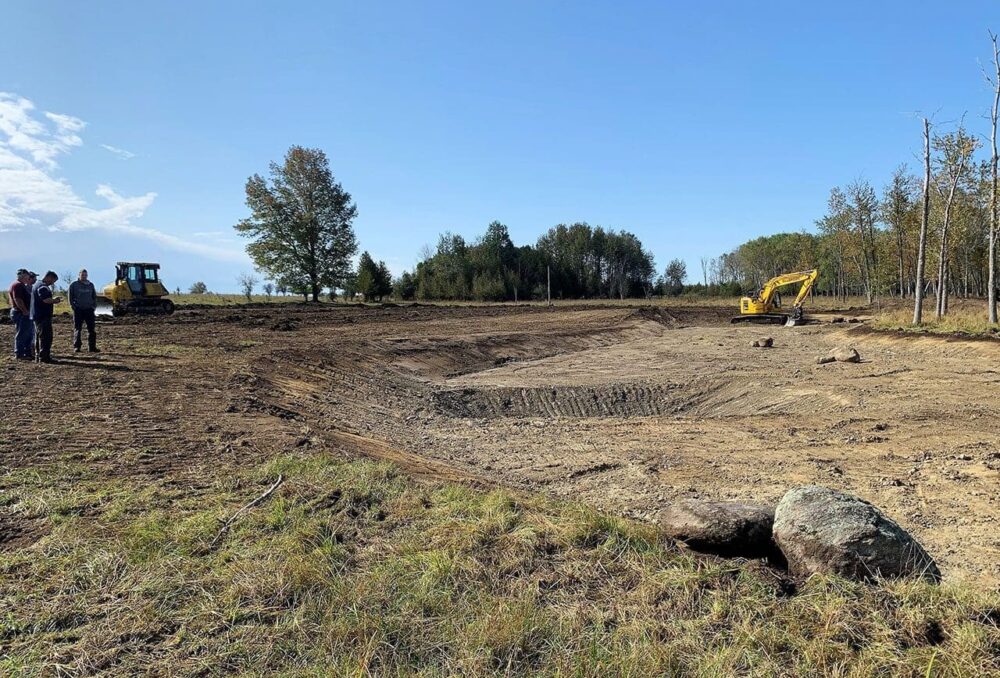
[658,499,776,558]
[816,355,836,365]
[772,485,940,582]
[833,346,861,363]
[831,317,846,323]
[758,337,773,348]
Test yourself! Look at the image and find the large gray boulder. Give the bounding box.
[773,486,940,582]
[659,499,775,558]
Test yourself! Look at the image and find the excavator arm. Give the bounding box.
[758,269,818,309]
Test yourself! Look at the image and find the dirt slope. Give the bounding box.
[1,303,997,582]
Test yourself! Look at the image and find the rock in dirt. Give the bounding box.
[270,319,299,332]
[815,355,836,365]
[832,346,861,363]
[772,485,940,582]
[750,337,774,348]
[659,499,776,557]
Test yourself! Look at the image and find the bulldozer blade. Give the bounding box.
[95,297,114,317]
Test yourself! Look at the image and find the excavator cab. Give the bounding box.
[732,269,817,326]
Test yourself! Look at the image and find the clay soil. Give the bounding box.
[2,302,998,583]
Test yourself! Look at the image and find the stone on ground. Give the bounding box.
[658,499,776,558]
[772,485,940,582]
[750,337,774,348]
[815,355,836,365]
[832,346,861,363]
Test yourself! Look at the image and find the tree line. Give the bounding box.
[391,221,684,302]
[230,150,689,303]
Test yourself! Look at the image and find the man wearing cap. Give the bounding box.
[30,271,63,363]
[68,269,99,353]
[7,269,33,360]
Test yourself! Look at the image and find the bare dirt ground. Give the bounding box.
[2,302,998,583]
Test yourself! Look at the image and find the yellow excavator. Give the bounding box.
[96,262,175,316]
[731,269,818,326]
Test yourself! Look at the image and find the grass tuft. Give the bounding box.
[1,451,999,675]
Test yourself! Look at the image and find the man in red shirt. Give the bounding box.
[7,268,34,360]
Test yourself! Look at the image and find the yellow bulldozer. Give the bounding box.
[731,269,817,326]
[97,262,175,316]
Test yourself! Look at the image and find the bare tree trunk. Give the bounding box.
[990,32,1000,323]
[897,226,905,299]
[914,119,931,325]
[936,165,968,318]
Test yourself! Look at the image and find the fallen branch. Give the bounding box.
[210,474,284,547]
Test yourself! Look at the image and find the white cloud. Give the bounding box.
[0,92,244,261]
[100,143,135,160]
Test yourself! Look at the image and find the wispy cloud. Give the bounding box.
[0,92,244,261]
[100,143,136,160]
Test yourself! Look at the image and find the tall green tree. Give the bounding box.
[881,166,919,298]
[356,252,393,301]
[664,259,687,296]
[235,146,358,302]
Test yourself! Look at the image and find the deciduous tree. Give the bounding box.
[235,146,358,302]
[237,272,258,302]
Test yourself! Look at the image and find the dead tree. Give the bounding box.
[934,125,977,319]
[913,119,932,325]
[989,32,1000,324]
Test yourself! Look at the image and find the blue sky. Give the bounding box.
[2,1,999,292]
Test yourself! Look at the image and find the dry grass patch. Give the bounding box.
[1,451,998,676]
[873,304,1000,337]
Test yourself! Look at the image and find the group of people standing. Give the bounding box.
[8,268,100,363]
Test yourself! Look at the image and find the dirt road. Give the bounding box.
[2,303,998,582]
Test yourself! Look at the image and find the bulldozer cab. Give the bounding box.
[117,262,160,297]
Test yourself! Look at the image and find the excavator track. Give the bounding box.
[730,314,789,326]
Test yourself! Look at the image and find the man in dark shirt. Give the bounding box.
[7,268,33,360]
[68,268,99,352]
[31,271,63,363]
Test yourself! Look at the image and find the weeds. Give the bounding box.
[1,451,998,676]
[872,300,1000,337]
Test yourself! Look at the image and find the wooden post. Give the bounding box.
[547,265,551,306]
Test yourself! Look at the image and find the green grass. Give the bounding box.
[1,451,997,676]
[170,292,309,306]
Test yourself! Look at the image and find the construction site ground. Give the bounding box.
[2,302,998,584]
